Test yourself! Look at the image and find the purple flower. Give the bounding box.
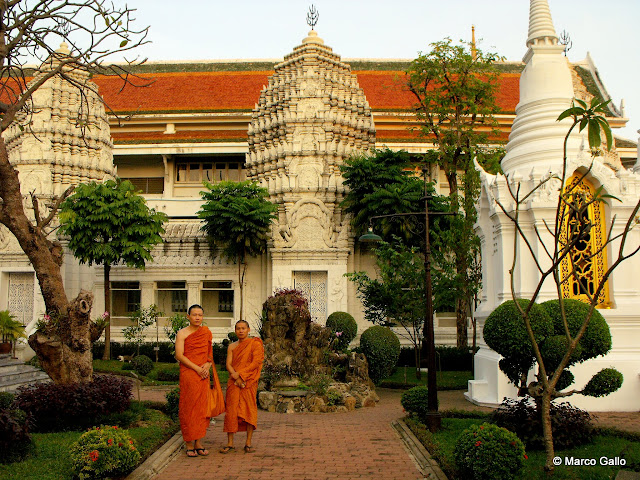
[102,311,109,319]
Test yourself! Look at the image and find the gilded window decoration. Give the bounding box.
[559,173,610,307]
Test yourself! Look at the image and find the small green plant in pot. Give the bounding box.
[0,310,26,356]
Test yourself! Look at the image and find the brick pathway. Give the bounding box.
[153,389,426,480]
[144,387,640,480]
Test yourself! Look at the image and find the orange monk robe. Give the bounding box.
[223,337,264,432]
[179,327,218,442]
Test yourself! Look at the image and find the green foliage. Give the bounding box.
[0,310,26,344]
[582,368,624,397]
[122,305,161,356]
[359,326,400,384]
[0,406,32,463]
[155,363,180,382]
[340,148,424,242]
[540,335,582,373]
[307,374,332,396]
[198,180,277,262]
[557,97,613,151]
[70,425,140,480]
[131,355,153,376]
[227,332,238,342]
[59,178,167,269]
[492,398,594,450]
[540,299,612,362]
[483,299,553,384]
[0,392,14,410]
[165,388,180,420]
[454,423,526,480]
[326,311,358,350]
[163,314,189,349]
[401,386,431,419]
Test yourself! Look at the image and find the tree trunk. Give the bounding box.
[0,137,101,383]
[540,392,556,472]
[414,344,422,380]
[102,263,111,360]
[456,296,468,348]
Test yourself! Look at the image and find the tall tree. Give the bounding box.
[484,99,638,472]
[406,38,503,348]
[198,180,277,322]
[59,179,166,360]
[0,1,148,383]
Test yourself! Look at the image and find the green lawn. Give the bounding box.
[380,368,472,390]
[405,416,640,479]
[93,360,229,386]
[0,402,178,480]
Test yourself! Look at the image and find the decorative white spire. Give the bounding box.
[501,0,579,176]
[526,0,558,47]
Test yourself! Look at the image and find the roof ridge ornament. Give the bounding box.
[307,4,319,30]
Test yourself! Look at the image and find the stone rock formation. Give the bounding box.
[258,289,377,413]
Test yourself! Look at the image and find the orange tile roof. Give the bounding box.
[94,70,520,115]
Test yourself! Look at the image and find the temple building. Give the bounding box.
[0,1,637,410]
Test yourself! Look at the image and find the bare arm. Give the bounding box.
[175,329,210,379]
[226,342,245,387]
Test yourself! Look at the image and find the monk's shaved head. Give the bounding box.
[235,320,250,328]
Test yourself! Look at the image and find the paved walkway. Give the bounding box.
[142,387,640,480]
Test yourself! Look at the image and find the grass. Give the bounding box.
[380,368,472,390]
[0,401,178,480]
[405,416,640,479]
[93,360,229,386]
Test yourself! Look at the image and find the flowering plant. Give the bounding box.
[70,425,140,479]
[454,423,526,480]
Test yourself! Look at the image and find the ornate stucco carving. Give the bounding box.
[3,43,114,200]
[246,30,375,252]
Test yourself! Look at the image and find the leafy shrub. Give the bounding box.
[483,299,553,384]
[541,299,611,361]
[307,374,332,396]
[583,368,624,397]
[70,425,140,480]
[212,342,227,366]
[155,364,180,382]
[401,386,434,421]
[92,342,176,362]
[0,406,32,463]
[326,311,358,350]
[0,391,14,410]
[166,387,180,420]
[454,423,526,480]
[122,362,134,371]
[227,332,238,342]
[491,397,594,450]
[131,355,153,376]
[326,390,342,406]
[15,375,132,432]
[360,326,400,384]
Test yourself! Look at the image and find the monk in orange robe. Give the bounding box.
[220,320,264,454]
[175,304,224,457]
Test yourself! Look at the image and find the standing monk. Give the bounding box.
[220,320,264,454]
[175,304,223,457]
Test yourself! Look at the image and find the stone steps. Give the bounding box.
[0,354,50,393]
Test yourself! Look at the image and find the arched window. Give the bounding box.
[559,173,610,307]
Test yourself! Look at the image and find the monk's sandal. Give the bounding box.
[219,446,235,454]
[244,445,255,454]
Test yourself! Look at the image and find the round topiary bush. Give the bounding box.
[70,425,140,480]
[541,299,612,361]
[582,368,624,398]
[401,386,436,421]
[326,311,358,350]
[131,355,153,376]
[165,387,180,420]
[454,422,526,480]
[483,299,553,383]
[359,326,400,384]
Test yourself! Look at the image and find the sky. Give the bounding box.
[121,0,639,141]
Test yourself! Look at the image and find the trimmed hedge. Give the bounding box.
[131,355,153,376]
[92,342,175,362]
[360,326,400,384]
[14,375,132,432]
[326,311,358,350]
[454,422,526,480]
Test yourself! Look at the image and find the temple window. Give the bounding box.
[121,177,164,194]
[559,173,610,307]
[175,157,244,183]
[156,281,187,314]
[201,281,234,326]
[110,281,141,317]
